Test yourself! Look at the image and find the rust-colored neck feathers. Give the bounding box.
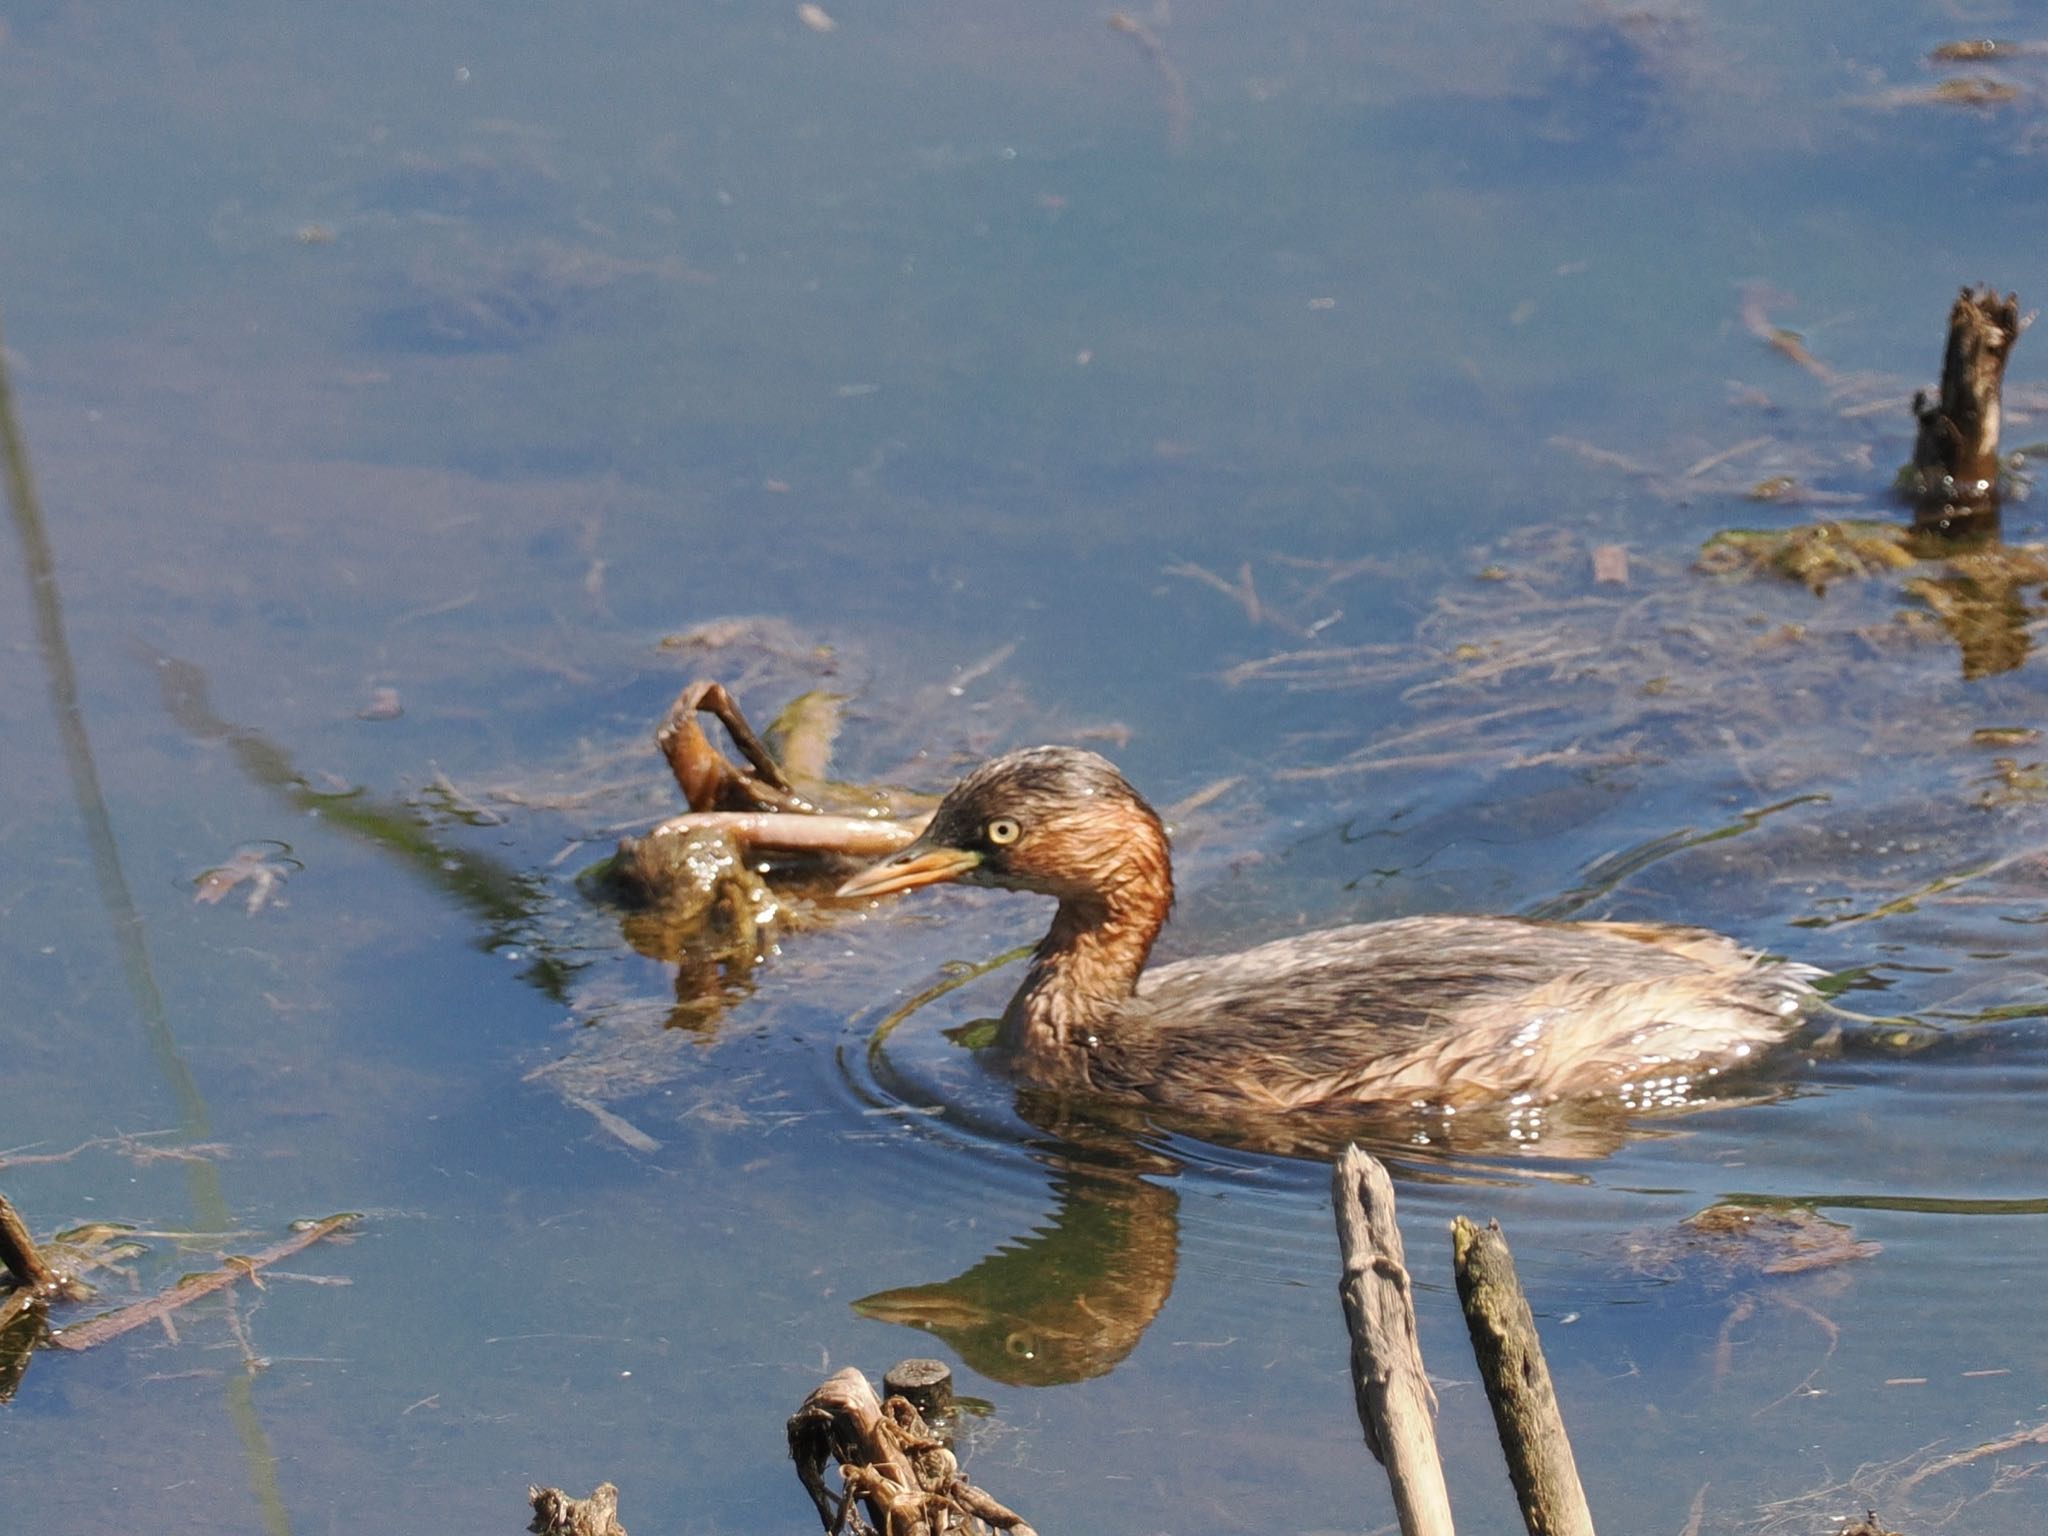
[1003,797,1173,1085]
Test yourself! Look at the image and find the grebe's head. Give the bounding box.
[838,746,1168,905]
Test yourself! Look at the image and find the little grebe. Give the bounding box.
[838,747,1816,1113]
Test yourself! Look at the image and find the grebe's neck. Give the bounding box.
[1003,831,1172,1085]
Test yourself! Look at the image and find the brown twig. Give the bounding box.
[0,1131,227,1172]
[1678,1482,1708,1536]
[1108,11,1191,149]
[1166,560,1302,634]
[1752,1292,1842,1416]
[1683,435,1774,480]
[943,642,1019,698]
[48,1214,356,1352]
[1740,283,1838,385]
[1549,435,1654,476]
[1896,1417,2048,1496]
[1220,642,1414,690]
[1711,1292,1756,1383]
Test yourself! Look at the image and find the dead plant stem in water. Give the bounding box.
[48,1215,357,1352]
[0,304,297,1536]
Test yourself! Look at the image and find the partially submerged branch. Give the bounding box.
[0,1190,57,1294]
[1108,11,1191,151]
[49,1213,357,1352]
[628,810,923,860]
[1895,1418,2048,1496]
[604,808,925,914]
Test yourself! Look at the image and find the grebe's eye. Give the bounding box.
[986,816,1022,846]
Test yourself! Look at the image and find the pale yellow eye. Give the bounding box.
[986,816,1022,846]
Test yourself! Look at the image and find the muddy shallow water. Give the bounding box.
[5,1,2048,1532]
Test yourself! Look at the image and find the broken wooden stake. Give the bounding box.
[884,1357,955,1426]
[1451,1216,1596,1536]
[1910,286,2028,530]
[1332,1145,1457,1536]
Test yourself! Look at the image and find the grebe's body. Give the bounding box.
[840,747,1814,1114]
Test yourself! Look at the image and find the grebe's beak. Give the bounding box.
[836,836,981,899]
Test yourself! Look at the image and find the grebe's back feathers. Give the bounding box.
[1101,914,1815,1110]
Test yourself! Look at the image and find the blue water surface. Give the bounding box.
[5,1,2048,1531]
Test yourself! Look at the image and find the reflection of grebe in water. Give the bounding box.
[856,1141,1179,1387]
[840,747,1817,1115]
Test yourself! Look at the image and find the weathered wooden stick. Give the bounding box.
[1912,287,2026,510]
[638,810,926,858]
[1451,1216,1596,1536]
[1332,1145,1457,1536]
[0,1190,57,1292]
[48,1214,356,1352]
